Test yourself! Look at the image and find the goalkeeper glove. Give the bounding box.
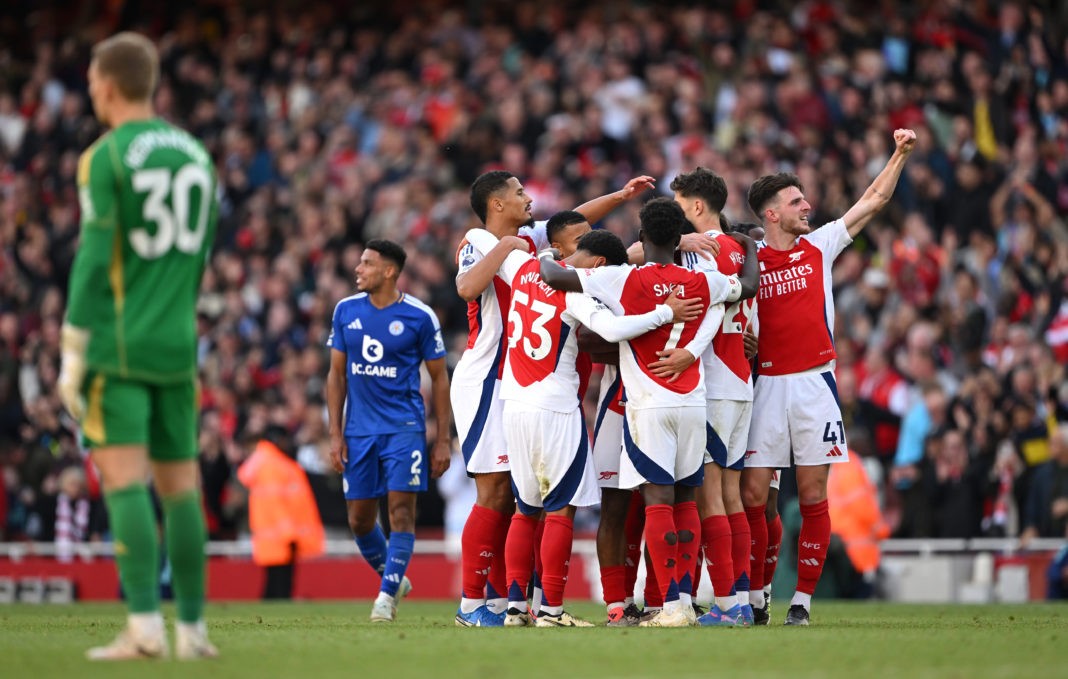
[58,324,90,420]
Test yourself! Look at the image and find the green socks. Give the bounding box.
[163,490,207,623]
[103,485,160,614]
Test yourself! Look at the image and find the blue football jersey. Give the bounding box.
[327,292,446,436]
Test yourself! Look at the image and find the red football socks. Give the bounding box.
[673,501,700,598]
[745,504,768,593]
[701,514,734,598]
[462,505,507,599]
[540,515,574,608]
[727,511,751,587]
[765,513,784,588]
[796,500,830,595]
[505,513,538,603]
[644,504,679,603]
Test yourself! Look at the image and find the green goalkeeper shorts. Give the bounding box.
[80,371,199,461]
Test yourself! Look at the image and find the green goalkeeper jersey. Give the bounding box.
[67,118,217,384]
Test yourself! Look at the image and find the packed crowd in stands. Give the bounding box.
[1,1,1068,551]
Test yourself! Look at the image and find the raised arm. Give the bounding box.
[574,175,656,224]
[840,129,917,239]
[539,254,584,292]
[455,236,530,301]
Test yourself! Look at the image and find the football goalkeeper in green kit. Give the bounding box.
[60,31,218,661]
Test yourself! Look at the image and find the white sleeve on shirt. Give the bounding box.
[519,220,549,251]
[702,270,743,304]
[565,292,673,343]
[461,227,531,282]
[681,301,725,359]
[803,218,852,261]
[463,228,499,255]
[456,240,485,278]
[577,265,633,314]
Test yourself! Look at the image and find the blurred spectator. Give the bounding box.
[236,429,325,600]
[0,0,1066,544]
[922,428,984,538]
[54,465,101,562]
[1021,424,1068,542]
[828,450,890,598]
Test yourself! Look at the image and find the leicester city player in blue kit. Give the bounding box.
[326,239,453,622]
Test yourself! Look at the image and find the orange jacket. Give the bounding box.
[828,454,890,574]
[237,440,326,566]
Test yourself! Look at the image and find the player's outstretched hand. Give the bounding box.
[329,434,347,474]
[743,328,758,360]
[647,348,696,383]
[430,440,451,479]
[679,232,721,260]
[663,288,703,323]
[618,175,656,200]
[894,128,917,156]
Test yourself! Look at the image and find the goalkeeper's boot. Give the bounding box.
[87,614,169,661]
[783,604,810,626]
[175,620,219,660]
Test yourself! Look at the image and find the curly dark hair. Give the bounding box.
[575,230,628,266]
[638,197,687,247]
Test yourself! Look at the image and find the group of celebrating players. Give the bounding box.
[329,126,918,628]
[57,29,918,661]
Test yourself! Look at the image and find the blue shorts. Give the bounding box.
[343,432,428,500]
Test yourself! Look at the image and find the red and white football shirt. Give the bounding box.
[755,219,851,376]
[452,223,548,386]
[579,263,739,410]
[681,230,756,401]
[500,257,673,413]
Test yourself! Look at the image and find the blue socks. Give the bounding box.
[355,525,388,575]
[381,531,415,597]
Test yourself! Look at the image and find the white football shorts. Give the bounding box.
[502,402,600,512]
[592,402,626,489]
[703,398,752,470]
[452,377,510,474]
[746,369,849,468]
[621,406,706,489]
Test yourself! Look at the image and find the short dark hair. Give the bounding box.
[747,173,804,219]
[639,197,686,247]
[470,170,515,224]
[670,167,728,213]
[546,210,587,243]
[576,230,628,266]
[91,32,159,102]
[365,239,407,273]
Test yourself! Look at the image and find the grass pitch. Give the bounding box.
[1,601,1065,679]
